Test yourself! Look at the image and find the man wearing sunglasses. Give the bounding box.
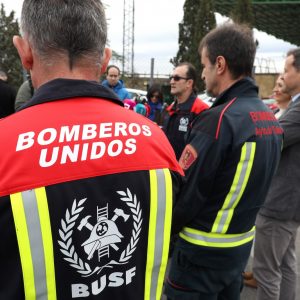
[162,62,209,160]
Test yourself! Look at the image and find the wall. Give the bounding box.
[254,73,278,98]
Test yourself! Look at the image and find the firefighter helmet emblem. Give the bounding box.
[58,189,142,277]
[77,208,130,261]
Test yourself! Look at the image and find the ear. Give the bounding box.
[215,56,226,75]
[13,36,33,71]
[100,47,112,74]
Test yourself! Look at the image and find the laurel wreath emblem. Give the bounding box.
[58,189,142,277]
[117,188,143,263]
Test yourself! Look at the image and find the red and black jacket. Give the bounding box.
[162,94,209,160]
[0,79,183,300]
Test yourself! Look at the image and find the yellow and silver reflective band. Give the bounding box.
[10,188,57,300]
[145,169,172,300]
[180,226,255,248]
[212,142,256,234]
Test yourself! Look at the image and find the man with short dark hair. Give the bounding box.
[0,1,183,299]
[253,47,300,300]
[0,70,16,118]
[102,65,130,100]
[165,23,283,300]
[163,62,209,160]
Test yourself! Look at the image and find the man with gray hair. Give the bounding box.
[0,1,183,299]
[0,70,16,118]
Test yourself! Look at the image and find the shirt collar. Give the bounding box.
[291,92,300,102]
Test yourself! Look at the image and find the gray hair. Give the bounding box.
[20,0,107,69]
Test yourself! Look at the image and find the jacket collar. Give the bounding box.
[170,93,197,111]
[212,77,258,107]
[18,78,123,111]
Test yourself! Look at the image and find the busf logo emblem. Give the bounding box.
[58,189,142,297]
[178,117,189,132]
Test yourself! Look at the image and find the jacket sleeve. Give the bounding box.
[279,103,300,148]
[15,81,32,110]
[171,127,225,234]
[124,89,131,100]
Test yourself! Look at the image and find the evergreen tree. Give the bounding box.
[230,0,258,53]
[0,4,23,89]
[110,50,124,66]
[171,0,216,91]
[231,0,254,27]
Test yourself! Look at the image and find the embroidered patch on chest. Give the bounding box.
[178,117,189,132]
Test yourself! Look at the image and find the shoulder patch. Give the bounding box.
[179,144,197,170]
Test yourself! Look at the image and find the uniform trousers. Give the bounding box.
[253,214,300,300]
[164,246,246,300]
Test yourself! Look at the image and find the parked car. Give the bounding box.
[127,88,147,100]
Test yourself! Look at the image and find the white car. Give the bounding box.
[198,91,214,107]
[127,88,147,100]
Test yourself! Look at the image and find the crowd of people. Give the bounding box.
[0,1,299,300]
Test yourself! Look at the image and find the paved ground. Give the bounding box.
[162,230,300,299]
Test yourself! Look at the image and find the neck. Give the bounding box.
[31,58,102,89]
[177,90,192,104]
[277,101,290,110]
[216,75,244,96]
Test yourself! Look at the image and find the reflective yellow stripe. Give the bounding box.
[11,189,57,300]
[145,169,172,300]
[145,170,158,300]
[156,169,172,300]
[35,187,57,300]
[212,142,256,233]
[10,192,36,300]
[180,226,255,248]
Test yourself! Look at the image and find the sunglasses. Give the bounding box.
[169,75,190,81]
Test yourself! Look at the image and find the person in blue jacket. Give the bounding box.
[102,65,130,101]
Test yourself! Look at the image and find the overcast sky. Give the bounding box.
[1,0,295,74]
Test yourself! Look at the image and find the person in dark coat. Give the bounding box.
[0,70,16,118]
[253,47,300,300]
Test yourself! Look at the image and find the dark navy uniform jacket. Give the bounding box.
[173,77,283,269]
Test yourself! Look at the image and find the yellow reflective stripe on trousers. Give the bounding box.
[180,226,255,248]
[145,169,172,300]
[10,188,57,300]
[212,142,256,234]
